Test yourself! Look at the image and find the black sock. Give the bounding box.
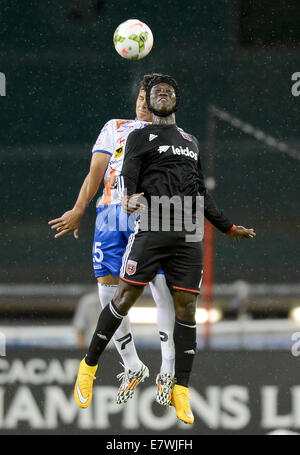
[173,317,197,388]
[85,301,125,366]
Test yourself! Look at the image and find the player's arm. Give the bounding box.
[196,147,256,240]
[48,152,110,238]
[49,120,115,238]
[118,131,144,214]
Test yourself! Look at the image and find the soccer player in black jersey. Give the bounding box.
[74,74,256,424]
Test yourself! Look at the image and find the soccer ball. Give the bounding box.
[113,19,153,60]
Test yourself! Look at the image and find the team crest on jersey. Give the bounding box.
[178,128,193,142]
[114,146,123,158]
[126,260,137,276]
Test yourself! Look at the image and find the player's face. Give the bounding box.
[150,83,176,116]
[136,89,152,122]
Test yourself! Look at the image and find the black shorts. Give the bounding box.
[120,228,203,295]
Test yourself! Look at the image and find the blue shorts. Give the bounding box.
[92,204,164,278]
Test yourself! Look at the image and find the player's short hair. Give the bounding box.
[139,73,164,92]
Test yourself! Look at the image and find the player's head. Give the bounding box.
[139,73,164,92]
[135,73,163,122]
[145,74,179,117]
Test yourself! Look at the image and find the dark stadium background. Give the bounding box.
[0,0,300,436]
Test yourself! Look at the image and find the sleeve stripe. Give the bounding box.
[92,149,113,156]
[117,175,125,197]
[225,225,237,235]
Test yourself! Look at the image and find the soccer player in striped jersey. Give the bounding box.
[49,74,175,406]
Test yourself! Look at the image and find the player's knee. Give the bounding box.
[174,296,196,322]
[113,282,143,314]
[113,289,132,314]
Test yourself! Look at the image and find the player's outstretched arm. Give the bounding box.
[226,225,256,242]
[48,175,89,239]
[48,152,110,239]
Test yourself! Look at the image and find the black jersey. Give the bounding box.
[119,123,233,233]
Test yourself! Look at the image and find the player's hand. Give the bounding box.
[48,207,84,239]
[121,193,145,214]
[110,174,118,189]
[227,225,256,242]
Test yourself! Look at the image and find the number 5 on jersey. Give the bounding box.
[93,242,104,263]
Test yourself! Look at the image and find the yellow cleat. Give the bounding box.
[74,358,98,408]
[171,384,194,424]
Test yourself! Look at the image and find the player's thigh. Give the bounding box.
[120,230,165,286]
[93,204,136,278]
[97,275,119,285]
[162,238,203,296]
